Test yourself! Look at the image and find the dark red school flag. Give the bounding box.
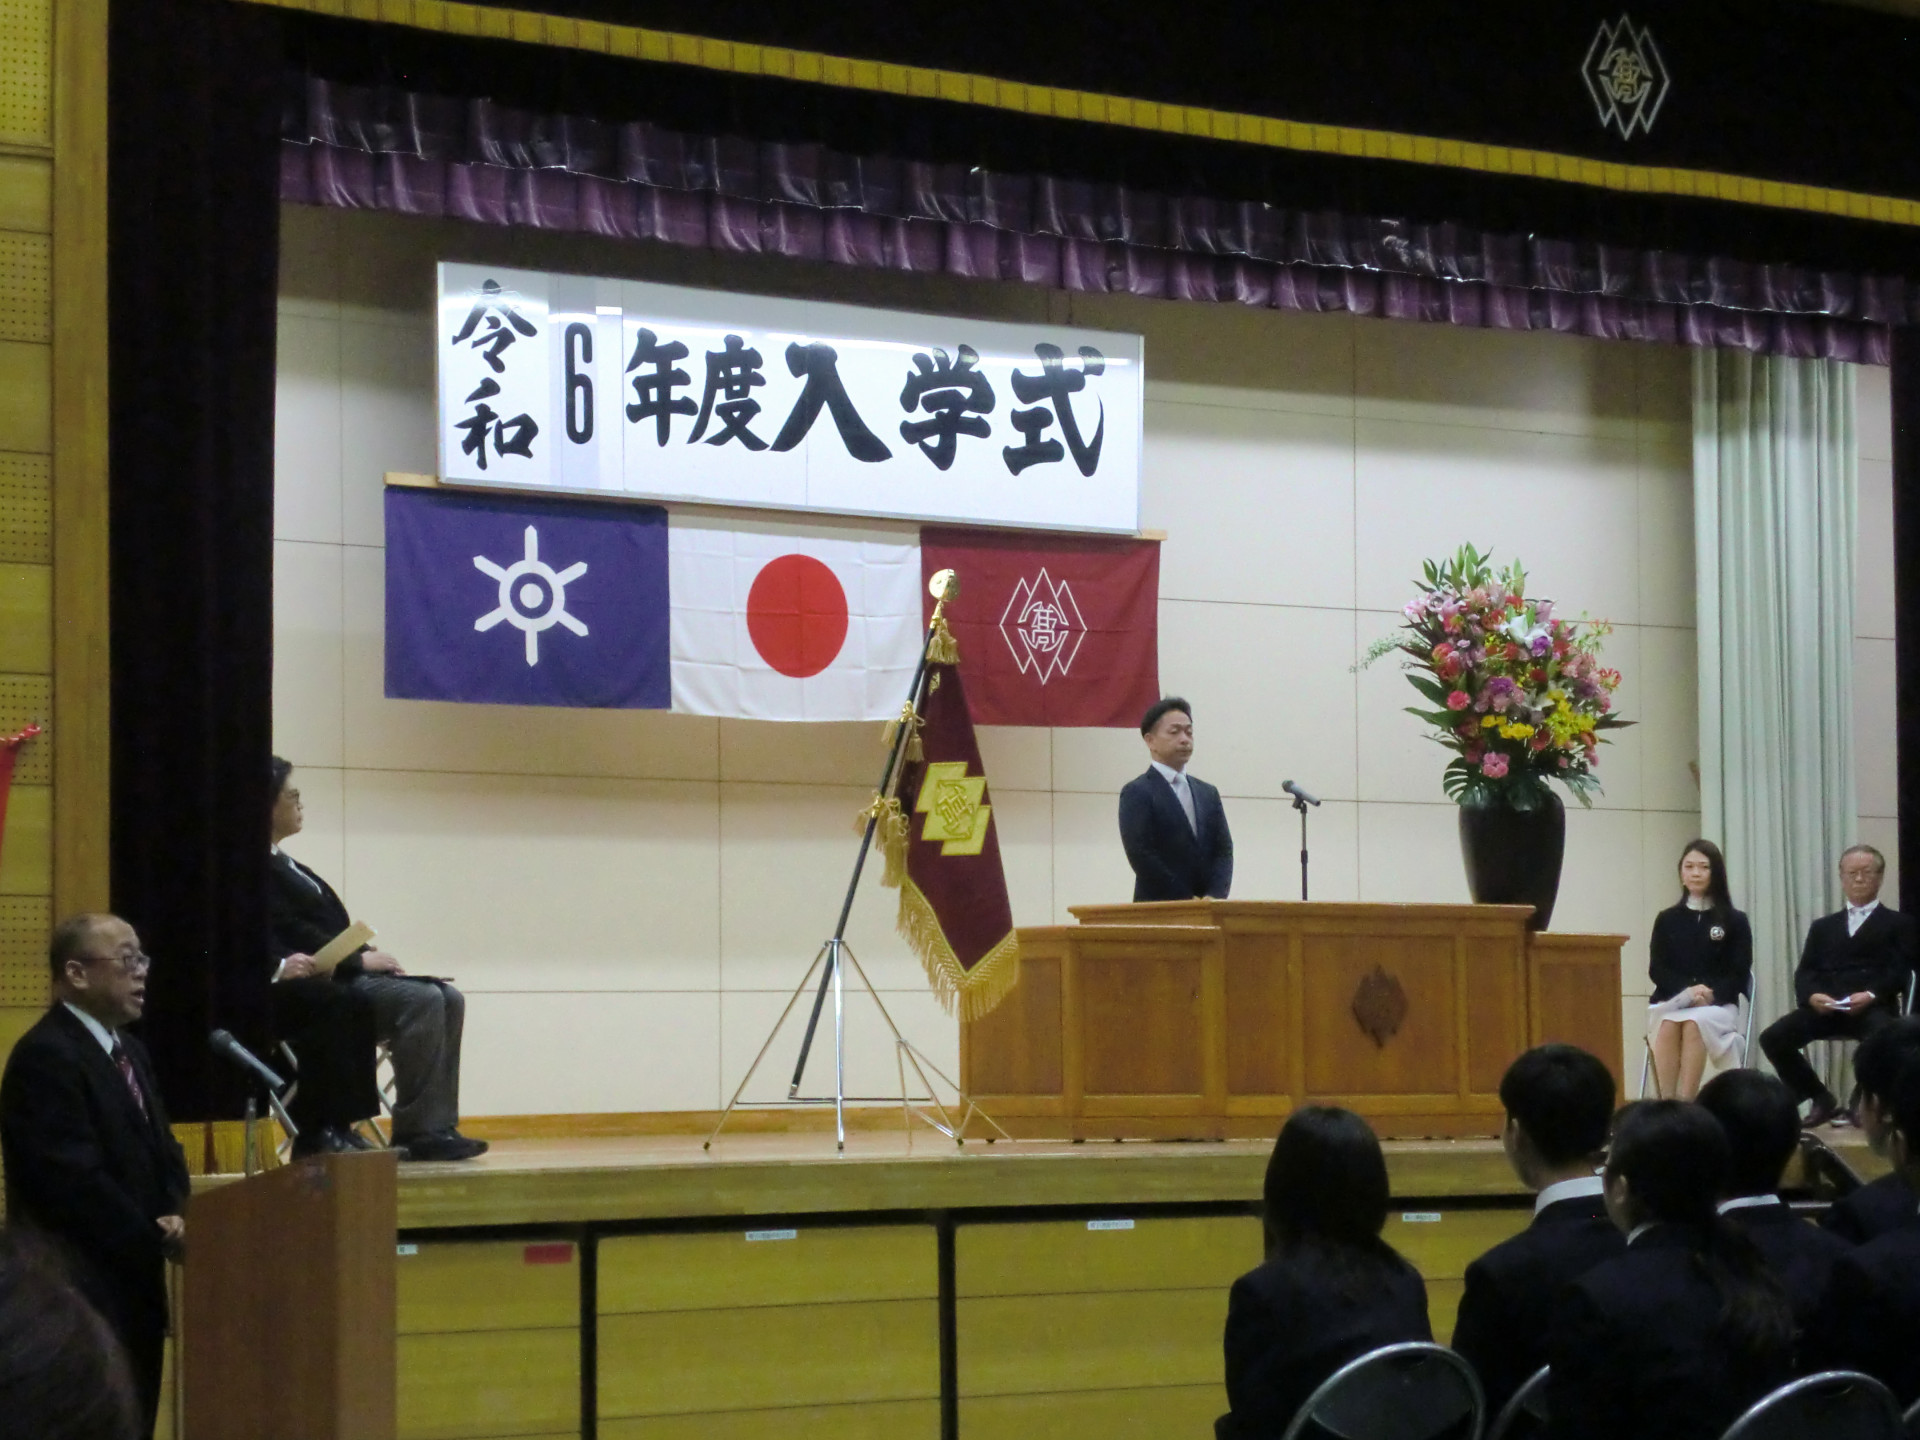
[919,528,1160,727]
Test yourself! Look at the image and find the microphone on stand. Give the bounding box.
[209,1029,287,1092]
[1282,780,1321,807]
[1282,781,1319,900]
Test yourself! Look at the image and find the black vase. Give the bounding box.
[1457,792,1566,931]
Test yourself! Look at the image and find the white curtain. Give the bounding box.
[1694,349,1857,1030]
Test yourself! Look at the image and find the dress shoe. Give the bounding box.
[290,1126,355,1159]
[1803,1097,1840,1130]
[342,1127,378,1151]
[397,1129,489,1162]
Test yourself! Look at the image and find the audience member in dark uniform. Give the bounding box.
[1120,697,1233,902]
[1803,1050,1920,1404]
[1452,1044,1625,1418]
[0,1231,139,1440]
[1759,845,1918,1129]
[1217,1107,1430,1440]
[270,758,486,1161]
[1696,1069,1850,1325]
[1645,840,1753,1101]
[1822,1016,1920,1243]
[1545,1101,1794,1440]
[0,915,189,1440]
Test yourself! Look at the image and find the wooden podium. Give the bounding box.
[183,1150,398,1440]
[960,901,1625,1140]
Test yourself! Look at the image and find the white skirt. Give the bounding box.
[1645,994,1745,1063]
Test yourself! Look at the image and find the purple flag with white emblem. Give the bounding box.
[384,487,670,708]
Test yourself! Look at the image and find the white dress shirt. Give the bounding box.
[1534,1174,1605,1216]
[1717,1194,1785,1214]
[1847,899,1881,936]
[61,1000,118,1057]
[1149,759,1198,833]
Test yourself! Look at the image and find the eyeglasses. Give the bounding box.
[79,950,152,977]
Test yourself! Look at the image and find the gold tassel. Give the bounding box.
[895,877,1022,1020]
[926,616,960,666]
[854,794,910,887]
[881,703,924,762]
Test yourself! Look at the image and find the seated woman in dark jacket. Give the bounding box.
[1547,1101,1794,1440]
[1646,839,1754,1100]
[1217,1106,1431,1439]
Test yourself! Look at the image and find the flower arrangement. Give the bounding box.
[1362,545,1630,810]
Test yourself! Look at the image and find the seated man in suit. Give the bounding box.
[1823,1016,1920,1243]
[271,757,486,1162]
[0,913,189,1439]
[1804,1047,1920,1403]
[1696,1069,1850,1323]
[1759,844,1918,1129]
[1451,1043,1625,1418]
[1119,697,1232,903]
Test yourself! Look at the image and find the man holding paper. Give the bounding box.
[1760,845,1919,1129]
[270,758,485,1162]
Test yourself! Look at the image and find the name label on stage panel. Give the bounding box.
[396,1243,419,1255]
[437,263,1144,534]
[1086,1218,1136,1231]
[1401,1212,1444,1223]
[745,1228,799,1242]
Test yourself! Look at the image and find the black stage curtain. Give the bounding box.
[108,0,287,1119]
[1892,331,1920,903]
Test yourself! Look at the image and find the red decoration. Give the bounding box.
[0,725,41,875]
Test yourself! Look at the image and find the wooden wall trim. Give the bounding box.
[50,0,111,915]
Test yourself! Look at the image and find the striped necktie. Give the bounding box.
[110,1040,149,1120]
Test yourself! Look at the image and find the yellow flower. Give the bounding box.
[1499,723,1535,740]
[1481,715,1501,728]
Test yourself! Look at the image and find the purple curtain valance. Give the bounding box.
[282,75,1915,363]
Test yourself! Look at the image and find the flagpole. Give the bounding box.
[785,571,957,1098]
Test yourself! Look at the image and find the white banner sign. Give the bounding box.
[436,264,1143,533]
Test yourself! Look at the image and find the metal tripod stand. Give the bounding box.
[704,570,1008,1153]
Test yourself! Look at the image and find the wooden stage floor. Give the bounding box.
[385,1127,1890,1231]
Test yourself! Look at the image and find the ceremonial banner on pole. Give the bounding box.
[668,518,923,721]
[385,487,671,708]
[891,660,1019,1018]
[919,527,1160,727]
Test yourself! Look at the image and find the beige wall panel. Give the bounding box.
[1858,457,1895,641]
[0,0,51,147]
[600,1225,936,1313]
[279,202,341,313]
[338,547,721,783]
[1554,807,1647,954]
[1635,625,1701,815]
[598,1300,939,1417]
[397,1328,578,1440]
[274,310,343,544]
[959,1384,1223,1440]
[1049,722,1153,798]
[1355,801,1470,906]
[0,341,49,453]
[1354,420,1641,621]
[1048,789,1141,919]
[0,231,49,343]
[0,451,50,564]
[462,989,723,1116]
[990,786,1054,926]
[1355,317,1637,439]
[0,783,48,894]
[339,767,722,992]
[1158,599,1359,803]
[1635,428,1697,629]
[273,538,346,768]
[956,1215,1259,1296]
[717,716,899,788]
[340,316,437,548]
[975,725,1052,793]
[1144,402,1356,610]
[1858,362,1892,464]
[600,1399,938,1440]
[396,1240,578,1334]
[0,156,50,233]
[957,1289,1227,1395]
[1225,796,1360,904]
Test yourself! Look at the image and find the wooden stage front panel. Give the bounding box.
[961,902,1626,1140]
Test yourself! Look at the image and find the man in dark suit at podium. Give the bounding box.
[0,913,189,1439]
[1119,697,1233,902]
[1759,844,1919,1129]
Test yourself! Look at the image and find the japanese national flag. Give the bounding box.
[669,518,923,720]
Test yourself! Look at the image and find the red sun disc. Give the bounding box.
[745,553,850,678]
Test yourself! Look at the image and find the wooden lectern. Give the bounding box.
[183,1150,397,1440]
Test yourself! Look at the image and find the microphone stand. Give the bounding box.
[1293,791,1311,901]
[242,1076,298,1176]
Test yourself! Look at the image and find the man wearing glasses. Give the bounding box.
[0,913,189,1439]
[1760,845,1920,1130]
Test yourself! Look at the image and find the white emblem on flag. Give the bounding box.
[999,569,1085,684]
[1582,15,1670,139]
[473,524,589,666]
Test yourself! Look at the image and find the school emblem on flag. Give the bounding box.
[1000,569,1085,684]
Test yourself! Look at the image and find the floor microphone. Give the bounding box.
[1282,779,1322,807]
[210,1028,287,1092]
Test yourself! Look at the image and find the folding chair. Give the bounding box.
[1280,1342,1485,1440]
[1486,1365,1549,1440]
[1641,971,1756,1098]
[1813,966,1917,1122]
[1718,1371,1900,1440]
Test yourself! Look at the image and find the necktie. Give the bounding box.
[110,1041,149,1120]
[1170,773,1198,833]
